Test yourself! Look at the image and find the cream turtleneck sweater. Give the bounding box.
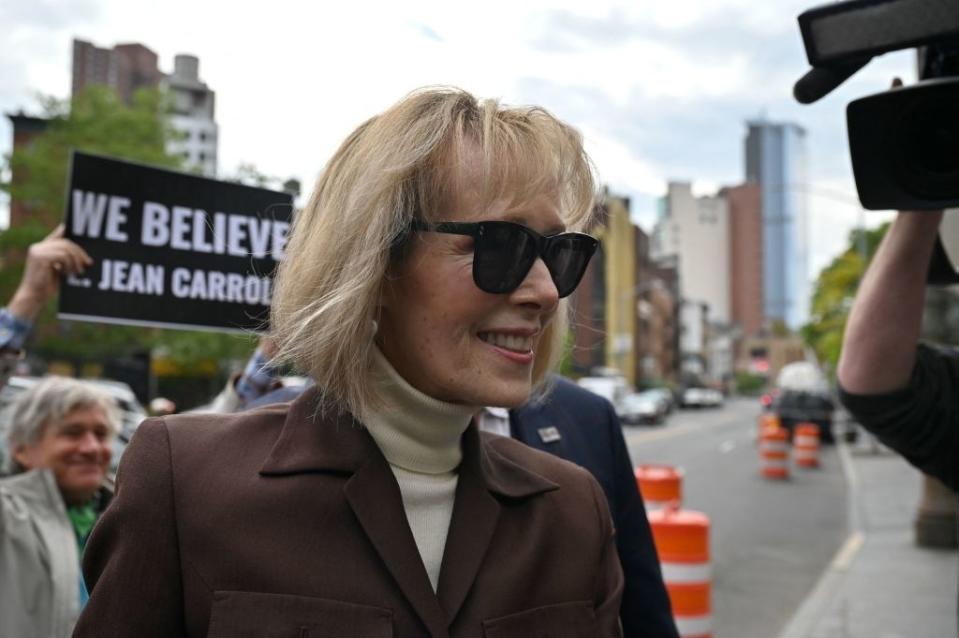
[362,348,476,591]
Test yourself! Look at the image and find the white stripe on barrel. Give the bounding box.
[660,561,711,584]
[674,614,713,637]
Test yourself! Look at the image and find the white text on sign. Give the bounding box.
[71,190,290,259]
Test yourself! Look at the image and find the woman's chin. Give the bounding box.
[479,384,533,409]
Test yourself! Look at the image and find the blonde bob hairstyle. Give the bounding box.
[270,86,597,418]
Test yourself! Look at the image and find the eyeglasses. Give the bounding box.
[409,220,598,298]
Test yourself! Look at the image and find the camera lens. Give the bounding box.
[909,103,959,174]
[897,95,959,199]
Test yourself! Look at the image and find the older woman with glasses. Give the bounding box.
[75,87,621,638]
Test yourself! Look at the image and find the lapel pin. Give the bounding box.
[537,426,561,443]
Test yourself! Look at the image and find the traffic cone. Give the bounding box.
[759,425,790,480]
[793,423,820,468]
[635,464,684,512]
[648,504,712,638]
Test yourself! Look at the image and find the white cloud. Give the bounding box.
[0,0,922,295]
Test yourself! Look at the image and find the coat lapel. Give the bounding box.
[435,425,501,625]
[344,458,450,638]
[511,401,568,455]
[259,387,448,637]
[436,425,560,626]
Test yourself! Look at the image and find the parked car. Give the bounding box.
[681,387,723,408]
[0,375,148,474]
[617,392,666,425]
[577,375,631,408]
[642,387,676,414]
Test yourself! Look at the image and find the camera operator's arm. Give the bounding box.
[838,209,959,490]
[837,210,943,393]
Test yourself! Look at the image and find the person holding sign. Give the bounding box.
[1,226,92,389]
[75,87,623,637]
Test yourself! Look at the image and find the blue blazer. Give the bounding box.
[511,377,679,638]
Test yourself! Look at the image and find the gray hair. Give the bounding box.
[4,376,120,474]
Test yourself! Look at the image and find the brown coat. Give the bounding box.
[74,387,623,638]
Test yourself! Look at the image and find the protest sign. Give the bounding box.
[59,151,294,333]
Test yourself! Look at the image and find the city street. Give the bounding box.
[624,397,848,638]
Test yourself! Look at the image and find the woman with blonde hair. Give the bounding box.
[75,87,622,637]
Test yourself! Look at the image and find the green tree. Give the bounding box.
[3,87,182,221]
[0,86,255,373]
[802,222,890,373]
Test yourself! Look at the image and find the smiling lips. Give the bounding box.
[478,331,534,354]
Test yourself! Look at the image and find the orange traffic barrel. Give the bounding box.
[793,423,820,468]
[648,505,712,638]
[755,413,780,443]
[635,464,684,511]
[758,412,780,429]
[759,425,790,479]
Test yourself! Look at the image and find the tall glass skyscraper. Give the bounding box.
[745,120,809,329]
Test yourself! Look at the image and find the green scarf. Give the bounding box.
[67,503,97,547]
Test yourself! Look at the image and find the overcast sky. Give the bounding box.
[2,0,915,285]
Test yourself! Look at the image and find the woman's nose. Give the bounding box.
[512,257,560,312]
[77,431,103,453]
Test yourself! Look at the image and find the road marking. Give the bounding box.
[830,531,865,571]
[775,439,867,638]
[719,440,736,453]
[837,437,864,533]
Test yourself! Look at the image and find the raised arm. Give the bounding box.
[8,225,92,323]
[837,210,943,394]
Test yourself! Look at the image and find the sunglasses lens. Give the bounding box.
[545,235,596,297]
[473,224,538,293]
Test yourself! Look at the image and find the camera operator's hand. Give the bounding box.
[7,225,92,322]
[838,209,943,394]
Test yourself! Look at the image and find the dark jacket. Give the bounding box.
[839,343,959,490]
[511,377,679,638]
[74,386,623,638]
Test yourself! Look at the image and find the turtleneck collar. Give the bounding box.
[362,347,476,475]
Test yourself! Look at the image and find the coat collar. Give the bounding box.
[259,385,558,498]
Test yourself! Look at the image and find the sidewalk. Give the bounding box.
[777,439,958,638]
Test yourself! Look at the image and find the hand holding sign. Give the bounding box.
[9,225,92,322]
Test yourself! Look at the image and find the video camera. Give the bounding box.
[794,0,959,211]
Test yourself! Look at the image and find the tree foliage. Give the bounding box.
[0,86,254,371]
[3,86,182,220]
[802,222,890,373]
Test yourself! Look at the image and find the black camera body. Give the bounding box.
[847,76,959,210]
[795,0,959,210]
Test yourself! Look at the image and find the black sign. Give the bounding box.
[59,152,294,333]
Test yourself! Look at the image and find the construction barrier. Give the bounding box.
[755,412,781,443]
[649,505,712,638]
[793,423,820,468]
[635,464,684,511]
[759,425,790,480]
[757,412,780,430]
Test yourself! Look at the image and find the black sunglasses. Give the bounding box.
[410,220,598,298]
